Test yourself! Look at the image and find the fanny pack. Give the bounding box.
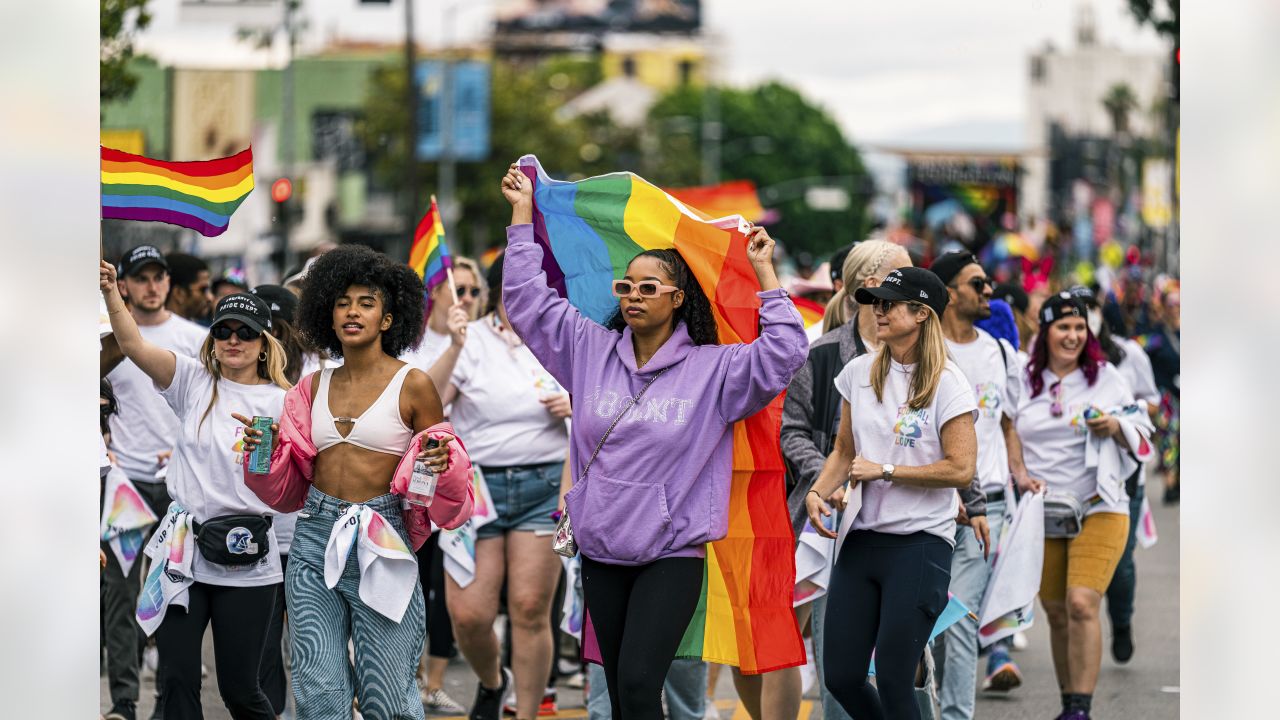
[1043,491,1085,539]
[192,514,273,566]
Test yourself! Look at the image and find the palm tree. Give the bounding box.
[1102,83,1139,136]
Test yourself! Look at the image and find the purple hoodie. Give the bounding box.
[503,224,808,566]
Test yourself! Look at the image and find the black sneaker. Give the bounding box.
[104,700,137,720]
[469,667,513,720]
[1112,625,1135,663]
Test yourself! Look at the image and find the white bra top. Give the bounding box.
[312,364,414,456]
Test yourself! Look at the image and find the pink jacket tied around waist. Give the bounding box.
[243,372,474,550]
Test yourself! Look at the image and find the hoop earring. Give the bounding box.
[258,351,268,362]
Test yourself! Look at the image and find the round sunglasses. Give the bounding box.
[455,285,482,299]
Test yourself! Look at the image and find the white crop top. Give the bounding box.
[312,364,415,456]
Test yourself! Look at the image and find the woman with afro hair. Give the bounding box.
[498,165,808,720]
[241,244,475,720]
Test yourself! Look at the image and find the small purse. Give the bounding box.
[552,369,667,559]
[192,514,273,566]
[1043,491,1085,539]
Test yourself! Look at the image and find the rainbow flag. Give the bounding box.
[792,296,826,329]
[666,180,768,224]
[100,146,254,237]
[409,196,453,302]
[519,155,804,674]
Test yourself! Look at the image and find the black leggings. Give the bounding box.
[581,555,703,720]
[259,555,289,715]
[154,580,279,720]
[823,531,952,720]
[416,530,457,659]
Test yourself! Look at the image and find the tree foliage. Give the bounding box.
[1127,0,1179,38]
[1102,83,1138,135]
[101,0,152,105]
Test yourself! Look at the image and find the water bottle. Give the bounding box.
[406,438,441,507]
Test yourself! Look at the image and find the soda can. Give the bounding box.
[248,416,274,474]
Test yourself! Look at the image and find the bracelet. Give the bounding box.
[807,489,822,500]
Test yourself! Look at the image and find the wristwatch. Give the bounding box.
[882,463,896,481]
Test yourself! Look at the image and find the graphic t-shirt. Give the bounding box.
[946,330,1021,494]
[450,318,568,466]
[1011,363,1135,515]
[107,314,207,482]
[834,355,977,544]
[160,354,287,586]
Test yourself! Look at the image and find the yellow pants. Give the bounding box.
[1040,511,1130,599]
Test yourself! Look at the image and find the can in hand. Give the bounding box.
[248,416,274,474]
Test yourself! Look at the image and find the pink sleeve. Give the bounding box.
[390,423,475,549]
[243,381,315,513]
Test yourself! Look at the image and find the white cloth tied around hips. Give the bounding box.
[136,502,195,636]
[1085,404,1155,506]
[324,504,419,622]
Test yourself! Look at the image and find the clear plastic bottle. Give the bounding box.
[406,438,441,507]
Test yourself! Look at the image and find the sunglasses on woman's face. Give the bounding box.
[870,298,905,315]
[612,280,679,298]
[211,324,262,342]
[455,285,482,299]
[1049,380,1064,418]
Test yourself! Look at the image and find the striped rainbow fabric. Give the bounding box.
[519,155,804,674]
[409,195,453,302]
[100,146,254,237]
[791,296,827,329]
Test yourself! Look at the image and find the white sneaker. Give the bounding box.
[703,700,721,720]
[800,637,817,695]
[1011,631,1029,651]
[422,688,467,715]
[142,646,159,679]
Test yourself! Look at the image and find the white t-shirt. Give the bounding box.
[160,354,287,586]
[945,331,1021,494]
[300,352,343,379]
[401,327,452,371]
[450,317,568,466]
[1114,337,1160,411]
[107,314,207,482]
[834,355,978,544]
[1011,363,1135,515]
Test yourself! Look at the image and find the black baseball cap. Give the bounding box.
[211,292,272,334]
[828,243,856,285]
[993,283,1028,313]
[118,245,168,277]
[929,251,981,286]
[854,267,949,318]
[1040,291,1086,326]
[251,284,298,324]
[1066,284,1098,307]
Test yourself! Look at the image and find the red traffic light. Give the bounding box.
[271,178,293,203]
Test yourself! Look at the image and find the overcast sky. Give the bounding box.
[136,0,1166,149]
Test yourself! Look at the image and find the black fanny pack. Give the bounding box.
[193,514,273,566]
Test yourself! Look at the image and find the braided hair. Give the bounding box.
[605,249,719,346]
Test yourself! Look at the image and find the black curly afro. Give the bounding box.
[296,244,425,359]
[605,248,719,346]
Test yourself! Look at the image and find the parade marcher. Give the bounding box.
[101,246,207,720]
[805,267,978,720]
[241,245,475,720]
[101,261,290,720]
[780,239,910,720]
[399,255,484,714]
[164,253,214,324]
[212,269,249,304]
[1140,280,1180,504]
[434,251,570,720]
[1068,286,1161,664]
[499,165,808,720]
[1009,293,1153,720]
[993,283,1032,360]
[928,252,1042,717]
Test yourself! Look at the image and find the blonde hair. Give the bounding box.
[870,304,948,410]
[453,256,485,321]
[197,332,293,434]
[823,240,904,333]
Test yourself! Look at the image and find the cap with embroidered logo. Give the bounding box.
[853,266,949,317]
[211,293,272,334]
[1040,291,1087,325]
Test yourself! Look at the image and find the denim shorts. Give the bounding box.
[476,461,562,540]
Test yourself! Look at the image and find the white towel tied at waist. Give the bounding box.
[324,504,419,622]
[1085,404,1155,507]
[136,502,195,637]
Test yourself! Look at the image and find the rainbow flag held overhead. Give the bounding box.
[100,146,254,237]
[518,155,804,674]
[666,180,769,224]
[409,196,453,306]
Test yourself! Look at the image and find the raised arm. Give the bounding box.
[100,260,178,389]
[499,164,610,388]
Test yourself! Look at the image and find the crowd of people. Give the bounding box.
[100,166,1178,720]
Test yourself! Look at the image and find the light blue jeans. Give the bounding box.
[936,500,1007,720]
[587,658,707,720]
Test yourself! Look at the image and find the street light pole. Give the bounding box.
[439,2,457,235]
[403,0,419,263]
[279,0,298,275]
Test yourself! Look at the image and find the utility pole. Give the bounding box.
[700,84,721,187]
[279,0,298,275]
[439,2,457,236]
[403,0,419,263]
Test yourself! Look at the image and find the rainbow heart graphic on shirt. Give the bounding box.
[365,512,410,555]
[893,405,928,448]
[232,427,245,465]
[976,382,1001,416]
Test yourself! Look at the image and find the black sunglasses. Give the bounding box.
[211,324,262,341]
[455,285,482,299]
[955,276,994,293]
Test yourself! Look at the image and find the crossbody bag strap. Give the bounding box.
[577,369,668,483]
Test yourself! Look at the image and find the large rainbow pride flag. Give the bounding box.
[409,195,453,309]
[100,146,254,237]
[518,155,804,674]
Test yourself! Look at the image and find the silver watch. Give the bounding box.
[882,463,895,480]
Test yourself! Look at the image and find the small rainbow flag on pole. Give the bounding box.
[518,155,804,675]
[409,195,454,305]
[100,146,254,237]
